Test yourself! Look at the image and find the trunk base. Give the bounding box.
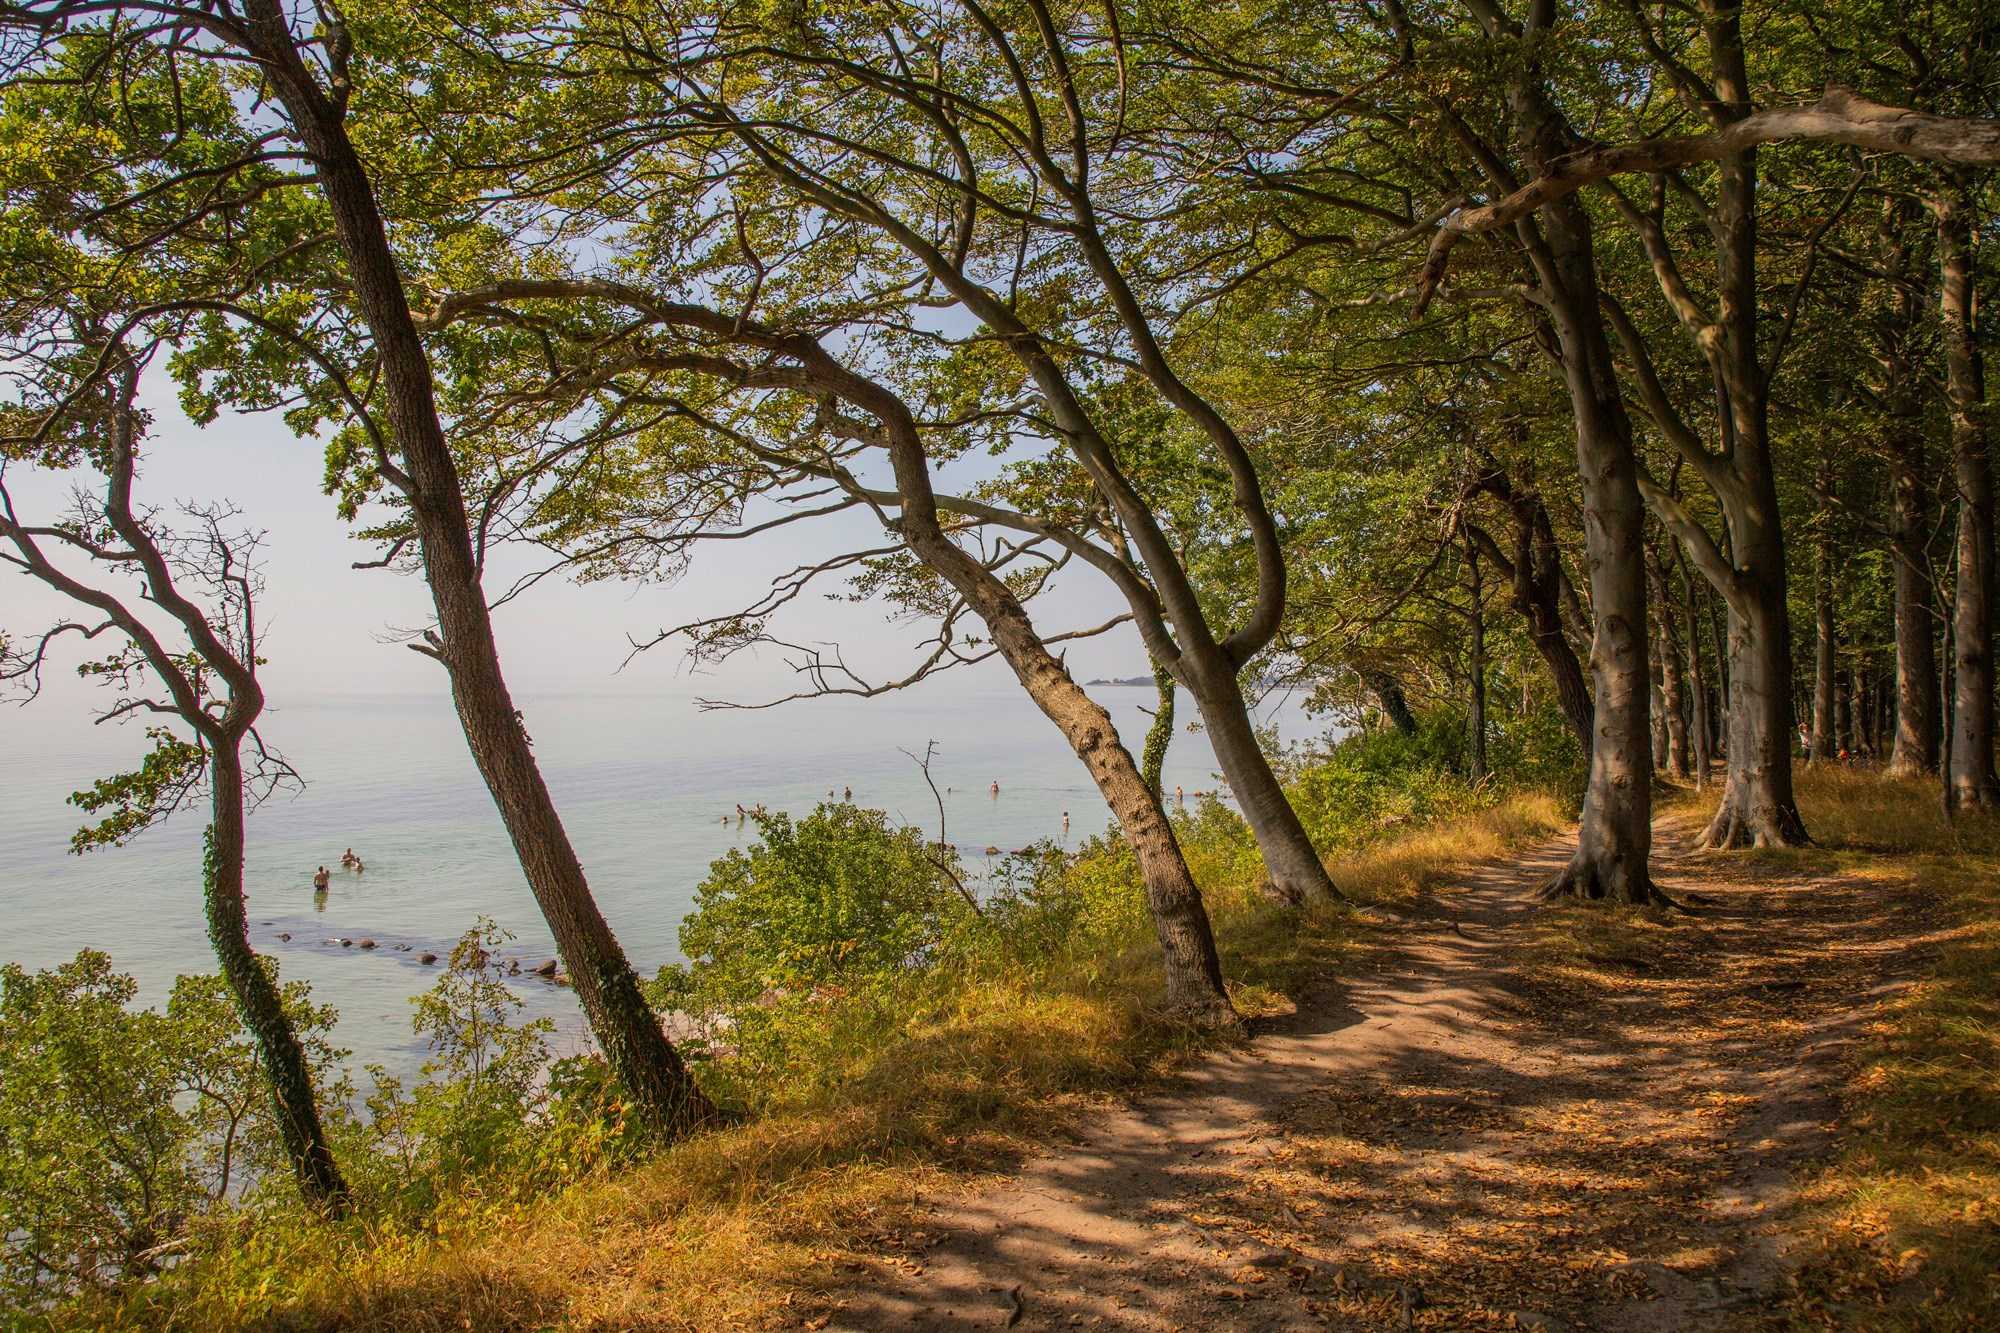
[1161,990,1248,1036]
[1537,853,1674,907]
[1691,796,1810,850]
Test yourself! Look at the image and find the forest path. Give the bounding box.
[814,817,1944,1331]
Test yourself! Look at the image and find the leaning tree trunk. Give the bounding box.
[861,401,1237,1024]
[1141,661,1176,796]
[1363,668,1419,737]
[252,22,714,1139]
[206,748,348,1212]
[1938,177,2000,811]
[1186,658,1342,908]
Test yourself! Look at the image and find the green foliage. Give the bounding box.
[0,952,338,1308]
[1281,706,1584,855]
[65,727,206,853]
[658,803,977,1011]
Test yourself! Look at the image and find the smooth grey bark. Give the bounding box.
[1471,3,1658,902]
[829,367,1237,1023]
[1812,532,1839,762]
[1937,176,2000,810]
[1875,201,1943,776]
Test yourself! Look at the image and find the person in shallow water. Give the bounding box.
[341,846,357,867]
[312,865,331,891]
[990,780,1000,797]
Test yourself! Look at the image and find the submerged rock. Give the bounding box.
[533,958,558,978]
[359,938,378,950]
[418,952,438,965]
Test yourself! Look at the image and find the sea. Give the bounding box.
[1,681,1319,1082]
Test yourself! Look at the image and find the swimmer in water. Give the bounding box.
[1175,784,1184,805]
[312,865,331,892]
[990,780,1000,798]
[341,847,357,867]
[844,785,852,800]
[1062,810,1070,834]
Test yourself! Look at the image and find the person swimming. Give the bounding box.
[843,785,852,800]
[1061,811,1070,834]
[312,865,330,891]
[990,780,1000,798]
[351,857,365,874]
[340,847,357,867]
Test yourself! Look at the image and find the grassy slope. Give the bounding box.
[89,795,1564,1331]
[90,772,1999,1330]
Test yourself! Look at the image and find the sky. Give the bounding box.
[3,369,1153,718]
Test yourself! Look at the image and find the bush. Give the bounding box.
[0,951,340,1307]
[656,803,978,1011]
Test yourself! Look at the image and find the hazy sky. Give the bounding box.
[4,369,1148,719]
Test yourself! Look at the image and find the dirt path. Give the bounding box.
[814,821,1944,1330]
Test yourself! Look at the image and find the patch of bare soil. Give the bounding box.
[806,821,1946,1330]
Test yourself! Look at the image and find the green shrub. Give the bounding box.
[655,803,978,1011]
[0,951,340,1308]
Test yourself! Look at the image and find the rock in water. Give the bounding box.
[359,939,378,950]
[418,952,438,965]
[533,958,559,978]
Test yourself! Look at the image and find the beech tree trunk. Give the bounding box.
[244,5,714,1139]
[1468,460,1595,754]
[1502,67,1659,902]
[1877,201,1942,776]
[1364,669,1419,736]
[207,749,349,1210]
[1649,633,1670,769]
[1683,557,1714,785]
[859,395,1236,1023]
[1658,612,1692,778]
[1187,658,1341,908]
[1466,539,1489,783]
[1812,545,1838,762]
[1937,177,2000,811]
[1889,444,1942,773]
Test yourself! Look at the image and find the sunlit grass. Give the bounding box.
[1774,767,2000,1328]
[78,792,1569,1330]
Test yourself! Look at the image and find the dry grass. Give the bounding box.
[1328,789,1570,905]
[79,793,1569,1331]
[1771,767,2000,1329]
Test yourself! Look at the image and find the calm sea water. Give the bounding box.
[2,682,1315,1080]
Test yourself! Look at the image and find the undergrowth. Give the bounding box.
[39,725,1570,1331]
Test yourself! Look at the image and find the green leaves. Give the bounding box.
[67,726,206,853]
[0,951,340,1304]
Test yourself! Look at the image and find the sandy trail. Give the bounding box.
[815,822,1942,1330]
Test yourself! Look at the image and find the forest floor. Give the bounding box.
[806,789,1981,1331]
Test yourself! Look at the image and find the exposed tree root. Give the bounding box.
[1691,799,1811,851]
[1537,857,1690,910]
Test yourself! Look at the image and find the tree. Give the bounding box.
[521,0,1344,908]
[0,0,715,1139]
[1,346,348,1211]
